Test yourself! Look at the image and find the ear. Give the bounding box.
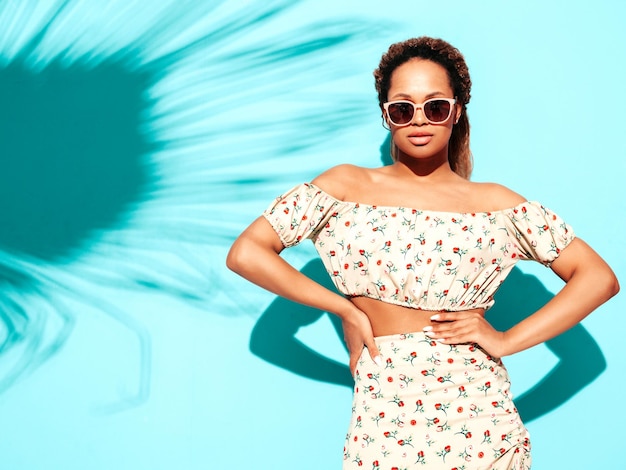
[454,104,462,124]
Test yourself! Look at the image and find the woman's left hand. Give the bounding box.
[423,309,507,357]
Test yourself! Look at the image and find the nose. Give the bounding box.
[411,105,427,125]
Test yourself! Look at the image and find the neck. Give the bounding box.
[395,147,456,181]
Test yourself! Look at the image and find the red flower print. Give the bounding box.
[329,250,336,256]
[359,249,365,255]
[379,412,385,418]
[384,431,390,437]
[448,358,454,363]
[411,420,417,425]
[387,377,393,382]
[470,257,476,263]
[398,401,404,407]
[445,445,451,452]
[433,417,440,424]
[457,406,463,413]
[466,432,472,438]
[478,452,484,458]
[421,370,428,376]
[301,215,307,221]
[435,403,442,410]
[416,399,423,406]
[345,221,350,226]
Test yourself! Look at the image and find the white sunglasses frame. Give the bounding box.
[383,98,457,126]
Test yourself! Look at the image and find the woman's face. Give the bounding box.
[385,59,460,165]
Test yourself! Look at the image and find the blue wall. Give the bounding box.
[0,1,624,468]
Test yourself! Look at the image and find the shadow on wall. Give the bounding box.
[249,134,606,423]
[0,0,392,406]
[0,5,159,399]
[0,59,155,261]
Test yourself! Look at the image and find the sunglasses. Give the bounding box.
[383,98,456,126]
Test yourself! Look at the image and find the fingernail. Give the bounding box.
[430,314,441,321]
[424,330,436,337]
[422,326,433,331]
[373,356,382,367]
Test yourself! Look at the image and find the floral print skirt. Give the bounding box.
[343,332,531,470]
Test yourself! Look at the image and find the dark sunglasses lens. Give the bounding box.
[424,100,451,123]
[388,102,414,125]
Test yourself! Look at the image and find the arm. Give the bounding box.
[226,216,381,372]
[249,259,351,387]
[425,238,619,357]
[497,238,619,355]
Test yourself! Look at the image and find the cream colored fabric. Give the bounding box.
[264,182,575,311]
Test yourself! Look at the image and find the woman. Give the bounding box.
[226,37,619,469]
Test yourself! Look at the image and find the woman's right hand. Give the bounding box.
[341,307,381,376]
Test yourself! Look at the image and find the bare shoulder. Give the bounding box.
[311,164,374,200]
[470,182,526,210]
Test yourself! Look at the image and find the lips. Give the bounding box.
[407,132,433,146]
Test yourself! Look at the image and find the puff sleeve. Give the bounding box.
[262,183,340,247]
[504,201,576,267]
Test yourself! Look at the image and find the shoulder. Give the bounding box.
[469,182,526,210]
[310,164,374,200]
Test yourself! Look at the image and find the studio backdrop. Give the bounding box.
[0,1,624,469]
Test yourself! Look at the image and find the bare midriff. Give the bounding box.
[350,296,485,337]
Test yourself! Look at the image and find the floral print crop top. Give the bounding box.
[263,183,575,311]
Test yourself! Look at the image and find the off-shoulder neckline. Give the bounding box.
[303,182,538,216]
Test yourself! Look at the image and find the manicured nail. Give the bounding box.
[373,356,382,367]
[422,326,433,332]
[424,330,436,337]
[430,314,441,321]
